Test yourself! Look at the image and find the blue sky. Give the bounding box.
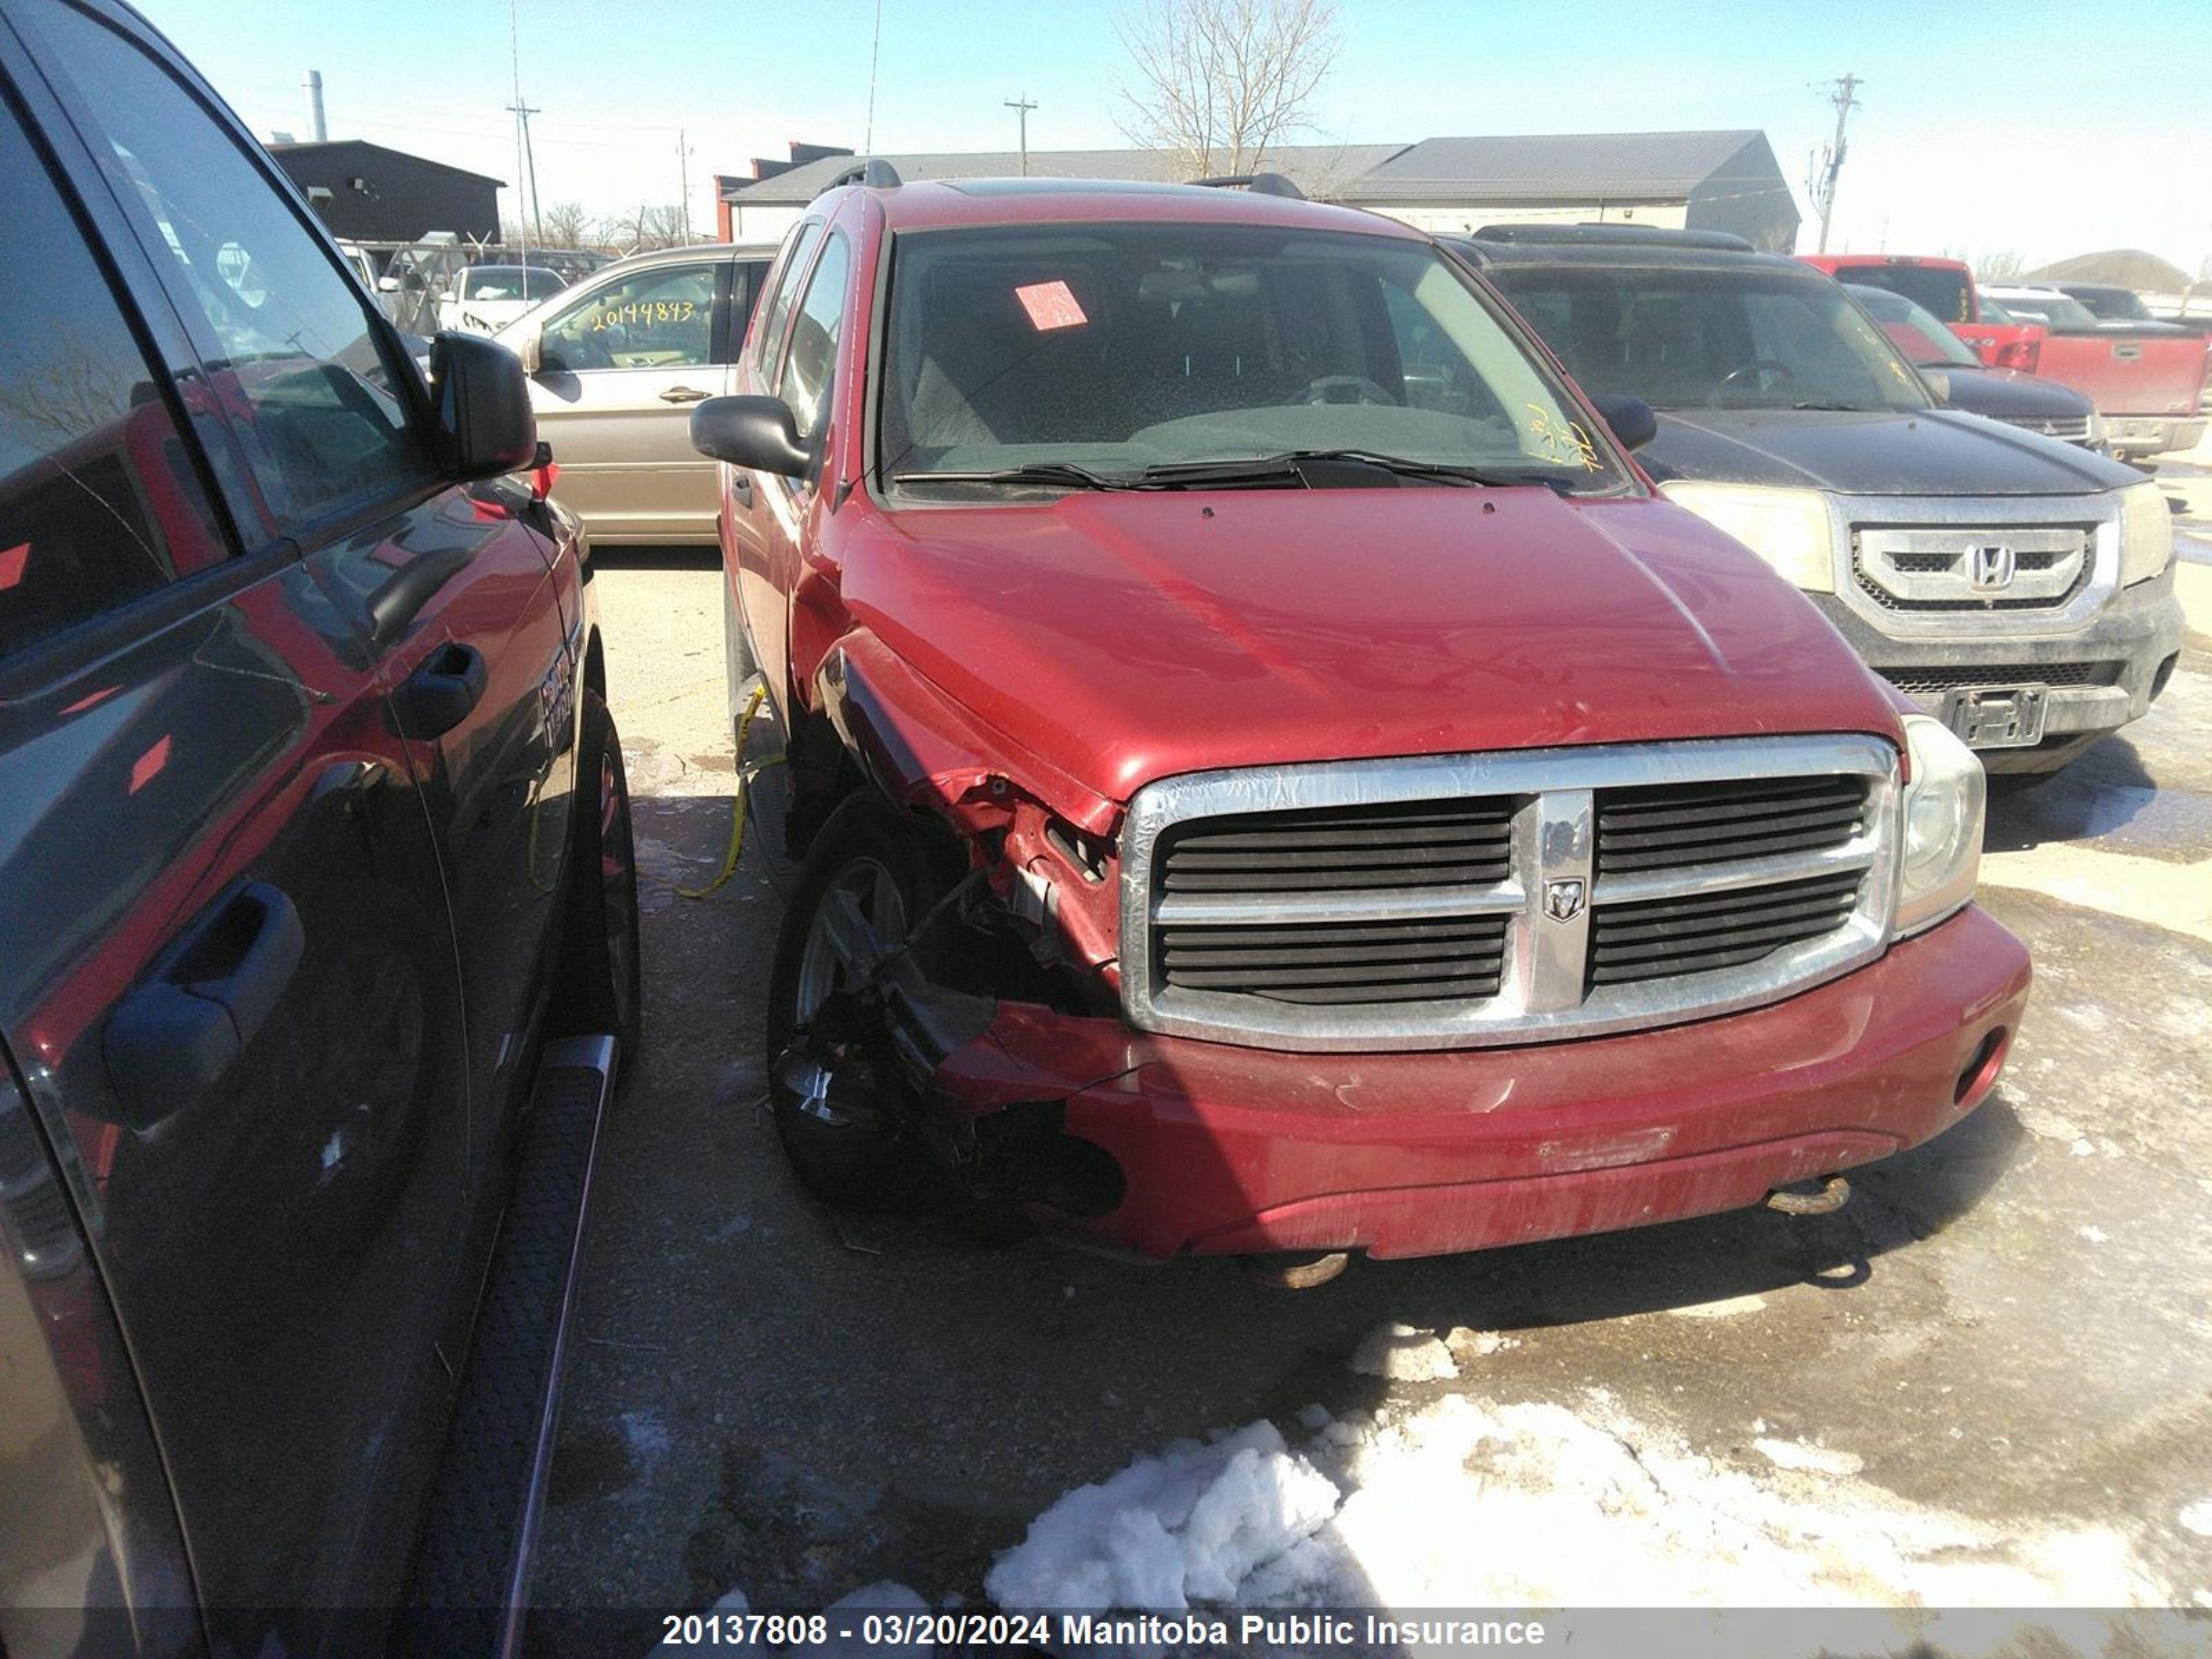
[144,0,2209,271]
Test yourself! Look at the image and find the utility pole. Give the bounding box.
[677,127,693,242]
[1807,73,1862,254]
[1004,94,1037,176]
[505,0,539,254]
[506,101,544,243]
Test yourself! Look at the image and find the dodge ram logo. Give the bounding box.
[1969,544,2017,591]
[1544,879,1586,922]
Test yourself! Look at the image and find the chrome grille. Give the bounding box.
[1158,798,1512,894]
[1851,525,2092,612]
[1159,912,1510,1004]
[2001,413,2094,445]
[1595,775,1868,875]
[1121,736,1900,1052]
[1588,870,1864,987]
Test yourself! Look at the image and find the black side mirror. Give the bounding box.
[428,331,536,480]
[1588,394,1658,453]
[691,395,810,478]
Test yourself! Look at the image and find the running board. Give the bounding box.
[399,1035,615,1658]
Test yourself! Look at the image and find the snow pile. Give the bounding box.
[984,1421,1340,1611]
[988,1391,2172,1617]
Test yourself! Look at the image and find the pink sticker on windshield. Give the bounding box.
[1015,280,1087,331]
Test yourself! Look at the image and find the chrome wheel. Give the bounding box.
[794,856,908,1024]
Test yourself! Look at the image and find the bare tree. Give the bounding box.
[539,201,593,248]
[1976,249,2026,282]
[1114,0,1342,178]
[605,205,691,256]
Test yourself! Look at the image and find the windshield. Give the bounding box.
[1845,283,1980,366]
[1484,265,1931,412]
[1830,263,1971,324]
[2067,285,2150,321]
[1992,292,2103,331]
[876,223,1631,495]
[462,266,563,302]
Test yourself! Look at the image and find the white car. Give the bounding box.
[437,262,566,334]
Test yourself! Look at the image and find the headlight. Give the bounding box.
[1895,715,1985,937]
[1659,482,1837,592]
[2116,479,2173,585]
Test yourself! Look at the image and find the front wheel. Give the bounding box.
[764,793,953,1202]
[549,690,643,1066]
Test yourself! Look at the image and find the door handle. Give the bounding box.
[390,641,487,740]
[659,386,712,404]
[729,470,753,507]
[104,882,306,1129]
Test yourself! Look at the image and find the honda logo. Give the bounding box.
[1544,879,1586,923]
[1969,544,2016,591]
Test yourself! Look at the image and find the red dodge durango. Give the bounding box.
[693,169,2030,1270]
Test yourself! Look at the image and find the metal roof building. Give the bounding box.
[716,130,1799,250]
[268,140,504,243]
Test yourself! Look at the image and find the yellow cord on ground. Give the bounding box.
[676,686,782,899]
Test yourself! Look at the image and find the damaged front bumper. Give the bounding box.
[926,905,2031,1262]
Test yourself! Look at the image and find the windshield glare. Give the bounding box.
[1846,283,1980,366]
[1485,266,1932,413]
[877,223,1629,494]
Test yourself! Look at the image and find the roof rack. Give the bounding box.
[1470,223,1754,252]
[1187,171,1306,200]
[814,158,903,198]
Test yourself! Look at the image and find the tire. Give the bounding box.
[549,690,643,1067]
[764,791,954,1203]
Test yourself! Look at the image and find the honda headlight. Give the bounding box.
[2116,480,2174,585]
[1659,482,1837,592]
[1896,715,1985,937]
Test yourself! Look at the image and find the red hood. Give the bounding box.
[843,487,1902,809]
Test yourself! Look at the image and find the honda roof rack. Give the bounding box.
[1469,223,1753,252]
[814,158,903,197]
[1186,171,1306,200]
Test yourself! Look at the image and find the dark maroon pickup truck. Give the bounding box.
[692,170,2030,1274]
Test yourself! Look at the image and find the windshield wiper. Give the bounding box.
[892,450,1593,495]
[1134,450,1582,491]
[889,460,1152,491]
[1789,400,1874,411]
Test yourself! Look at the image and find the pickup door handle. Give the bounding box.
[390,641,487,740]
[729,470,753,507]
[104,881,306,1129]
[659,386,712,404]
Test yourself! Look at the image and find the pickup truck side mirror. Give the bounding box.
[427,330,537,480]
[691,395,809,478]
[1589,394,1658,453]
[377,273,402,293]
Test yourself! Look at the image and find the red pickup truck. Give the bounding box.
[1803,255,2209,460]
[689,173,2027,1274]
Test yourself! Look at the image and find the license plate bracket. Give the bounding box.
[1944,684,2048,748]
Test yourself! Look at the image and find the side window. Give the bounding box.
[0,91,227,662]
[541,263,714,373]
[731,259,771,343]
[776,234,852,442]
[34,1,433,538]
[751,222,823,374]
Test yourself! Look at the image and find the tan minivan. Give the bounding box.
[502,241,774,543]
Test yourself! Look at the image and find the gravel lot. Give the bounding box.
[525,455,2212,1643]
